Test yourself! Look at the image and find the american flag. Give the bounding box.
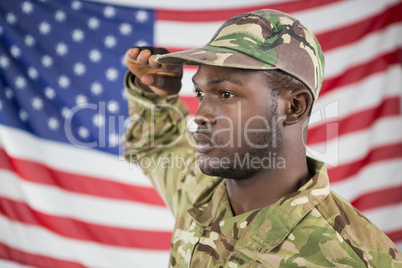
[0,0,401,267]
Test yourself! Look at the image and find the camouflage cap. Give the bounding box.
[156,9,325,99]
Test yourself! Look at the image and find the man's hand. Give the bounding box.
[125,47,183,96]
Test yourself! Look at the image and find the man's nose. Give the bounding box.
[193,100,216,126]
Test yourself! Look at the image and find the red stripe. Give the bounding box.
[327,143,402,183]
[317,2,402,52]
[0,242,85,268]
[157,0,340,22]
[307,96,401,145]
[0,196,172,250]
[0,149,165,207]
[352,186,402,212]
[320,49,402,97]
[386,229,402,245]
[180,96,198,115]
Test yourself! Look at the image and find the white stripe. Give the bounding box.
[0,215,170,268]
[293,0,400,34]
[309,65,402,125]
[307,116,402,167]
[363,203,402,235]
[0,260,36,268]
[85,0,294,9]
[0,170,174,231]
[0,124,152,187]
[331,159,402,202]
[155,0,399,48]
[324,23,402,78]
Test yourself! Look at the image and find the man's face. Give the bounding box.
[192,65,283,180]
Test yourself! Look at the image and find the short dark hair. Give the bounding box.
[263,69,314,117]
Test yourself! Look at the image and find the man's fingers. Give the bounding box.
[141,74,182,95]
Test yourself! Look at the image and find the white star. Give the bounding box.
[0,26,3,35]
[91,82,103,95]
[109,133,119,147]
[75,94,87,105]
[136,40,148,46]
[6,13,17,24]
[71,1,82,10]
[121,89,128,99]
[105,68,118,81]
[45,87,56,99]
[41,55,53,67]
[58,75,70,88]
[136,10,149,23]
[32,97,43,110]
[89,49,101,62]
[55,10,66,22]
[21,1,34,14]
[73,62,86,76]
[78,127,90,138]
[39,21,51,35]
[72,29,84,42]
[107,101,119,113]
[48,117,59,130]
[88,17,100,30]
[104,35,116,48]
[28,67,39,80]
[5,88,14,99]
[19,110,29,121]
[120,55,126,67]
[10,45,21,58]
[104,6,116,18]
[0,55,9,68]
[15,76,27,89]
[119,23,131,35]
[61,107,70,118]
[24,35,35,47]
[93,114,105,127]
[56,42,68,56]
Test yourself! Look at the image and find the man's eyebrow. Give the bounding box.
[192,76,244,86]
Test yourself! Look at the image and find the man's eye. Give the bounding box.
[221,91,235,99]
[195,89,204,98]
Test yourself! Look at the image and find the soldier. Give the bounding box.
[123,9,402,267]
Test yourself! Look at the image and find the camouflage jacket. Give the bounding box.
[123,72,402,267]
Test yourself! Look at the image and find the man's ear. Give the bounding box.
[284,89,313,125]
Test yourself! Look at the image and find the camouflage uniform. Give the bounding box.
[124,9,402,267]
[123,74,402,267]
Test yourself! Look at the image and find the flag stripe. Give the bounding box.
[317,2,402,52]
[0,148,166,206]
[310,66,402,127]
[0,215,170,268]
[0,125,152,188]
[331,159,402,202]
[0,171,175,231]
[0,258,36,268]
[156,0,340,22]
[328,143,402,183]
[0,196,171,250]
[155,0,400,48]
[307,97,401,144]
[307,116,402,166]
[363,203,402,234]
[351,185,402,212]
[320,49,401,97]
[0,243,85,268]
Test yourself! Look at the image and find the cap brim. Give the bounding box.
[156,45,277,71]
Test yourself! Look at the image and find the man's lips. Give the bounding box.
[193,133,214,153]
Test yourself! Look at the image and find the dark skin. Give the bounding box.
[126,47,313,216]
